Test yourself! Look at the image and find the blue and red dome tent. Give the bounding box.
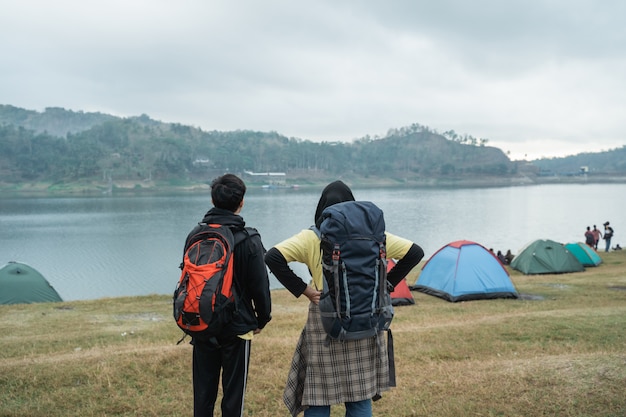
[411,240,518,302]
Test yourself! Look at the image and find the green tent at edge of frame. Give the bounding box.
[0,261,63,304]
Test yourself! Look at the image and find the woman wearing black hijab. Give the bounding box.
[265,181,424,417]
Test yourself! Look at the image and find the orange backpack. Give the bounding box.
[173,224,245,342]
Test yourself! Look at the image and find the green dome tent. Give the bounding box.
[0,261,63,304]
[564,242,602,267]
[510,239,584,275]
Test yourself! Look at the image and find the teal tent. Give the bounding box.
[510,239,584,275]
[0,262,63,304]
[411,240,518,302]
[564,242,602,267]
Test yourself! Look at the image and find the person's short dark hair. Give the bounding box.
[211,174,246,212]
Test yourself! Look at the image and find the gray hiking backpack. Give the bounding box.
[318,201,394,341]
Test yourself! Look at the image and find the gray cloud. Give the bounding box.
[1,0,625,159]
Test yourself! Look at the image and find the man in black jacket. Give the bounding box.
[183,174,272,417]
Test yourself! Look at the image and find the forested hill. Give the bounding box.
[0,104,624,191]
[0,105,118,137]
[531,149,626,176]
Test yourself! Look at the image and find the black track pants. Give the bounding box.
[192,335,251,417]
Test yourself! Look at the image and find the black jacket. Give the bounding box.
[183,208,272,337]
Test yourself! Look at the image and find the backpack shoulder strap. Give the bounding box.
[232,226,259,246]
[227,226,260,301]
[309,225,321,239]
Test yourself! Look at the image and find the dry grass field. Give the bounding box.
[1,251,625,416]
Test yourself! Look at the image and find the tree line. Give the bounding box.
[0,113,518,185]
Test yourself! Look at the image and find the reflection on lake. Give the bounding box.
[1,183,624,301]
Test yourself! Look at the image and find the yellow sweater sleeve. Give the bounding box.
[385,231,414,260]
[274,229,324,290]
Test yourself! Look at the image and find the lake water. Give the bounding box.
[1,183,624,301]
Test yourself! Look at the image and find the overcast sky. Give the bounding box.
[2,0,625,160]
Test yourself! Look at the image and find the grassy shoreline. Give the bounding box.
[1,252,626,416]
[2,174,626,197]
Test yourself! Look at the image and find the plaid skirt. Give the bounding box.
[283,302,391,416]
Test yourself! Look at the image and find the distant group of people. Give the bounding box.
[491,249,514,265]
[584,222,615,252]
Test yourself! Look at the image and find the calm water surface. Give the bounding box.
[1,184,624,301]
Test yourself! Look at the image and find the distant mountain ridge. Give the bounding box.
[530,148,626,175]
[0,104,117,137]
[1,104,624,192]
